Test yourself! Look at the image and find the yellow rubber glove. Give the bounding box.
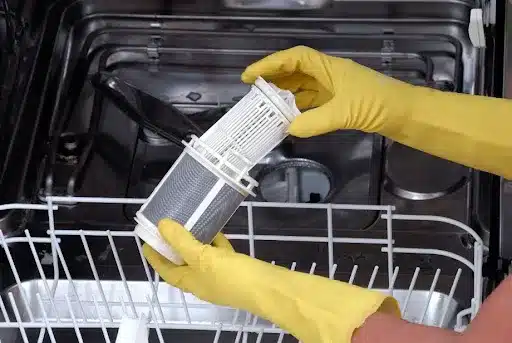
[242,46,512,180]
[143,219,400,343]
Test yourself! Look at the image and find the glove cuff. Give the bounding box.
[248,270,401,343]
[337,287,401,343]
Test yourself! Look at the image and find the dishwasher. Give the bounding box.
[0,0,505,342]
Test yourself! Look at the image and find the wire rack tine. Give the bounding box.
[327,204,334,278]
[470,298,478,321]
[389,266,399,295]
[367,266,379,289]
[386,207,394,291]
[52,239,88,321]
[146,295,165,343]
[242,311,252,343]
[455,307,472,330]
[50,236,60,293]
[440,268,462,327]
[153,271,162,316]
[120,296,128,317]
[247,202,255,258]
[329,264,338,280]
[65,294,84,343]
[255,328,264,343]
[79,231,114,322]
[8,292,28,343]
[348,265,358,284]
[107,231,137,317]
[36,293,57,343]
[231,308,240,326]
[213,325,223,343]
[25,230,60,322]
[0,292,10,322]
[251,306,260,326]
[36,320,47,343]
[45,198,60,295]
[420,268,441,324]
[134,235,166,322]
[92,295,112,343]
[402,267,420,316]
[234,325,243,343]
[46,199,88,322]
[179,289,192,323]
[473,242,483,313]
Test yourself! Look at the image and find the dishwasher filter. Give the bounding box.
[134,77,301,264]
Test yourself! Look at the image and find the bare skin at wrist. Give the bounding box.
[352,275,512,343]
[352,312,461,343]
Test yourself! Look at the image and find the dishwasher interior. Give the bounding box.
[0,0,503,342]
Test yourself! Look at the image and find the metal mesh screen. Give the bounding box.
[141,153,218,226]
[140,152,246,244]
[190,184,245,243]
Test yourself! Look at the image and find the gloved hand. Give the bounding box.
[143,219,400,343]
[242,46,512,180]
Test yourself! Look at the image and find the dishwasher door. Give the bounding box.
[498,0,512,264]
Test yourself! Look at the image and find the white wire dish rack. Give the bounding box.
[0,196,484,343]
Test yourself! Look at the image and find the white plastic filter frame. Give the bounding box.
[134,77,300,265]
[193,76,300,185]
[183,135,259,196]
[0,196,484,343]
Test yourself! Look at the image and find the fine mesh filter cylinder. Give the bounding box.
[134,77,300,264]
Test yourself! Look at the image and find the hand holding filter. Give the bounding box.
[143,219,401,343]
[134,77,300,264]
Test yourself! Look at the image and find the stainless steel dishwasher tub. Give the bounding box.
[0,0,495,342]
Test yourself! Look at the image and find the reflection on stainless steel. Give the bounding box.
[385,142,469,201]
[385,176,468,201]
[3,280,462,329]
[140,128,170,146]
[223,0,331,10]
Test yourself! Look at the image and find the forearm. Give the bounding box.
[352,312,461,343]
[353,275,512,343]
[461,275,512,343]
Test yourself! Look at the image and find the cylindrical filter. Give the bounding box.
[134,77,300,264]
